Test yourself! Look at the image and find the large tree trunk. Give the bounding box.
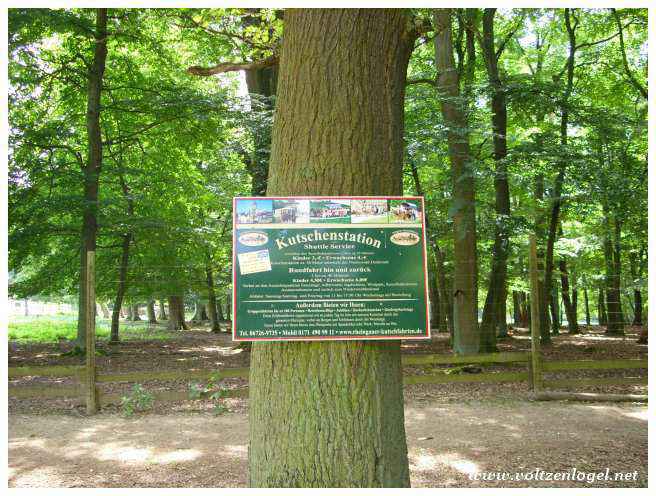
[248,9,414,487]
[479,8,511,350]
[434,9,479,355]
[110,232,131,343]
[76,8,108,350]
[167,295,188,331]
[206,266,221,332]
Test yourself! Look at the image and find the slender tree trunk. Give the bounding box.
[434,8,479,355]
[110,232,131,343]
[603,211,624,334]
[584,287,591,326]
[249,9,414,487]
[206,266,221,332]
[147,299,157,324]
[598,287,608,325]
[225,295,231,321]
[559,258,579,333]
[512,291,520,325]
[158,299,167,320]
[126,305,134,320]
[217,298,224,322]
[549,284,559,334]
[544,9,577,343]
[479,8,511,348]
[633,289,643,326]
[76,8,108,350]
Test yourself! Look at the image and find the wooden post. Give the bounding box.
[85,251,98,414]
[528,236,543,391]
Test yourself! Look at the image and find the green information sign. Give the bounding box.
[232,196,430,341]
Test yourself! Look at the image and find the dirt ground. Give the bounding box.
[8,324,648,487]
[8,400,647,488]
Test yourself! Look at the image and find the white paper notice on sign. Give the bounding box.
[238,249,272,275]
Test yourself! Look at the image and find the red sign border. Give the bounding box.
[232,196,431,342]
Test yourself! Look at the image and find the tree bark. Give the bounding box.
[544,8,576,342]
[479,8,511,349]
[603,211,624,334]
[206,266,221,332]
[583,287,591,326]
[434,8,479,355]
[559,258,579,334]
[76,8,108,350]
[167,295,188,330]
[225,294,231,321]
[549,284,559,334]
[131,304,141,321]
[158,299,167,320]
[248,9,414,487]
[598,287,608,326]
[633,289,643,326]
[147,299,157,324]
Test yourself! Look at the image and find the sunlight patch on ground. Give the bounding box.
[410,449,481,477]
[620,409,649,421]
[581,404,649,421]
[10,466,65,487]
[97,445,153,463]
[155,449,203,464]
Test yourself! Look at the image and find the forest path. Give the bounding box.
[9,399,647,488]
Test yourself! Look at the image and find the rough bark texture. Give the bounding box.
[76,8,108,350]
[479,8,511,349]
[249,9,414,488]
[434,9,479,355]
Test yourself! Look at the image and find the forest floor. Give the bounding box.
[8,323,648,487]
